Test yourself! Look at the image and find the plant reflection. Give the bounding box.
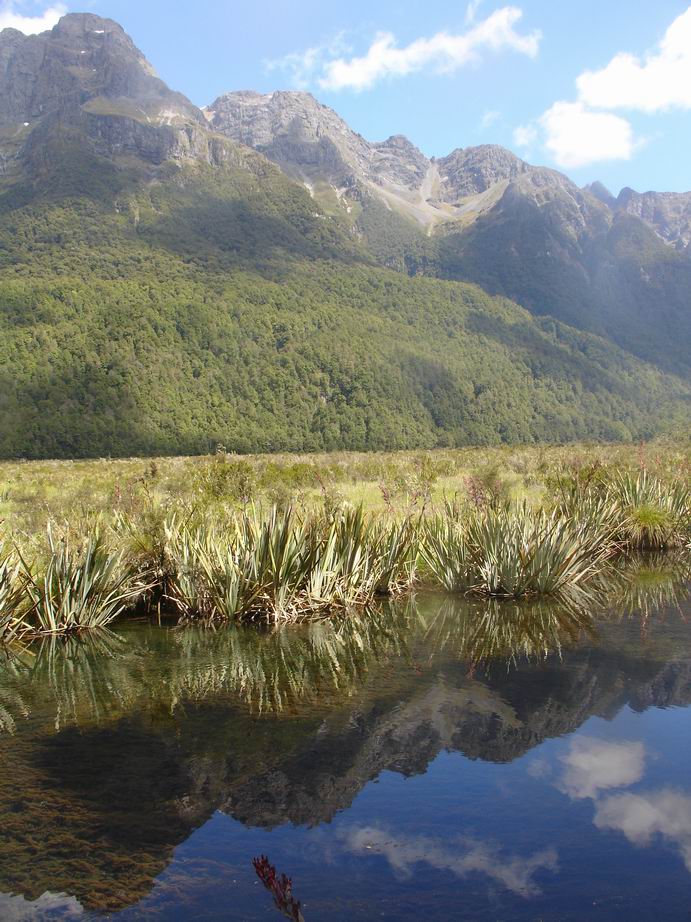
[0,554,687,735]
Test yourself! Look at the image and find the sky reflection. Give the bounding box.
[341,826,558,897]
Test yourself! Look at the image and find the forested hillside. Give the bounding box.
[1,153,687,458]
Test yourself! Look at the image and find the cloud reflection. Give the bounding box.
[342,826,557,897]
[0,891,83,920]
[557,737,646,800]
[595,789,691,872]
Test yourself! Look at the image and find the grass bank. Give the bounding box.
[0,441,689,640]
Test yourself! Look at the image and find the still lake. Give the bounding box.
[1,562,690,921]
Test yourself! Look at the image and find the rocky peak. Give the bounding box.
[617,187,691,251]
[584,181,617,209]
[0,13,202,129]
[437,144,529,200]
[207,89,372,181]
[209,90,433,200]
[371,134,429,188]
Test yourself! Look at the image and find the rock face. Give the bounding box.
[0,13,201,126]
[437,144,530,199]
[207,89,435,227]
[617,187,691,252]
[207,90,427,189]
[0,12,228,169]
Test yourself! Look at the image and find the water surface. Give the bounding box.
[1,564,690,920]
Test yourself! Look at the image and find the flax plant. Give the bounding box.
[164,506,416,624]
[0,553,31,646]
[23,528,147,635]
[421,503,617,599]
[606,471,691,549]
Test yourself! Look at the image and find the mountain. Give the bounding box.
[211,90,691,376]
[616,186,691,252]
[0,15,688,459]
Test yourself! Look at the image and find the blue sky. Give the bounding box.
[3,0,691,193]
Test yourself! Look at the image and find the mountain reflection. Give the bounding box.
[0,560,688,913]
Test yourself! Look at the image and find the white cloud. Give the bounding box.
[479,109,501,131]
[265,33,351,91]
[465,0,484,24]
[538,101,635,169]
[557,737,646,800]
[526,757,551,779]
[0,890,84,920]
[513,121,538,149]
[342,826,558,897]
[577,7,691,114]
[269,7,541,93]
[595,789,691,872]
[0,2,66,34]
[516,6,691,170]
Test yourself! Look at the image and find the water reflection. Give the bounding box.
[0,558,688,917]
[557,738,646,800]
[0,592,603,735]
[341,827,558,898]
[594,790,691,872]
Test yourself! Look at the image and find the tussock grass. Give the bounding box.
[606,471,690,549]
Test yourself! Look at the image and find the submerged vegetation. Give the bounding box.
[0,443,688,640]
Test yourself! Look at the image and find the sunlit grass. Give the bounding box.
[0,441,688,641]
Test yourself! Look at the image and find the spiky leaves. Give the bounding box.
[422,504,616,599]
[24,529,147,635]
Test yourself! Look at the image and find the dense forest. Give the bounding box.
[0,138,687,459]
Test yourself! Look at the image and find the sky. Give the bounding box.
[2,0,691,193]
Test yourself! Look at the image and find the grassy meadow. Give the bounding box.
[2,439,689,536]
[0,439,689,640]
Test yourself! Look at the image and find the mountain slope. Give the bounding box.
[211,91,691,377]
[0,14,688,459]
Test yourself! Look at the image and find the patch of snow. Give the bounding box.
[93,29,105,34]
[23,122,29,127]
[80,50,87,55]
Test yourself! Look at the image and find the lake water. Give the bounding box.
[1,562,690,920]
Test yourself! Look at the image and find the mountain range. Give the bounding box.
[0,13,688,458]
